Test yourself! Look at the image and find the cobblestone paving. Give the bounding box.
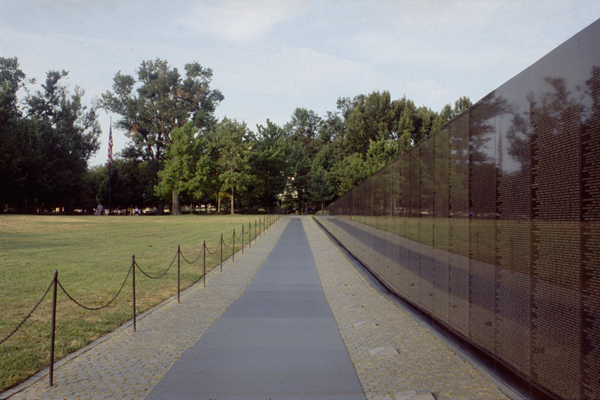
[303,217,511,400]
[1,218,289,400]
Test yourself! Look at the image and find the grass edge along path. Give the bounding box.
[0,213,281,393]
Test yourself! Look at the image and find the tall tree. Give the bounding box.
[344,91,396,155]
[155,122,210,213]
[284,108,321,155]
[1,58,99,213]
[251,120,290,211]
[26,70,101,162]
[99,59,223,214]
[214,118,253,214]
[308,166,334,212]
[0,57,26,210]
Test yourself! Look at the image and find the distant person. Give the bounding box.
[96,203,103,216]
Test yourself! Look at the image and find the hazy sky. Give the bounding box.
[1,0,599,166]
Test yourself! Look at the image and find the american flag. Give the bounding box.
[108,123,113,165]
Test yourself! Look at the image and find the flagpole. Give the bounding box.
[108,117,112,215]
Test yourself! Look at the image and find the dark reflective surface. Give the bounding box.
[319,17,600,400]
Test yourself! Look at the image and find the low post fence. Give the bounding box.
[0,212,284,388]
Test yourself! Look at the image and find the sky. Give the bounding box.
[1,0,599,166]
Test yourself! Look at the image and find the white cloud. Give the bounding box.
[180,0,307,43]
[214,46,375,95]
[405,79,451,105]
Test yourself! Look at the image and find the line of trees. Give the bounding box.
[0,57,471,214]
[0,57,101,213]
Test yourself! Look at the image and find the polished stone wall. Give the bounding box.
[319,18,600,400]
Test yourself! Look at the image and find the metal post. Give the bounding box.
[132,255,136,332]
[49,270,58,386]
[203,240,206,287]
[254,220,257,244]
[177,245,181,304]
[220,234,223,272]
[242,224,244,254]
[249,222,252,248]
[233,229,235,261]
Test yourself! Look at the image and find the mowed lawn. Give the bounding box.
[0,214,274,392]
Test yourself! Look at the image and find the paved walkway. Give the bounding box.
[146,217,365,399]
[2,216,512,400]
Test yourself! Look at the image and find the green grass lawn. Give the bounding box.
[0,213,277,392]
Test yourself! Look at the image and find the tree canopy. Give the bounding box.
[99,59,224,214]
[1,56,475,215]
[0,57,101,213]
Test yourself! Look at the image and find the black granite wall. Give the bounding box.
[320,18,600,400]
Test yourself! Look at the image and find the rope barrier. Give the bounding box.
[57,266,133,311]
[204,241,220,256]
[135,250,178,279]
[0,279,54,346]
[222,235,233,247]
[180,247,203,264]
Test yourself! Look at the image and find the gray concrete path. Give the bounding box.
[146,217,366,399]
[2,216,512,400]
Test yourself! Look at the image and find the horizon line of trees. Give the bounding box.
[1,57,471,214]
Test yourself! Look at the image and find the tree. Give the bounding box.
[155,122,209,213]
[99,59,224,214]
[440,96,473,123]
[0,58,99,213]
[284,140,312,211]
[284,108,321,155]
[26,70,101,162]
[308,166,334,212]
[214,118,253,214]
[251,120,290,211]
[365,139,399,173]
[330,153,371,196]
[344,91,395,155]
[0,57,26,124]
[0,58,26,210]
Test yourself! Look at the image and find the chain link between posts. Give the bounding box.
[135,249,178,279]
[57,265,133,311]
[0,279,54,346]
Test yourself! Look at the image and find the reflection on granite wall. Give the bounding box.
[318,18,600,400]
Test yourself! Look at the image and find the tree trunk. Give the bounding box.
[230,187,235,215]
[217,192,221,214]
[172,189,182,215]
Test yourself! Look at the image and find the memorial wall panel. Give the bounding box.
[407,148,421,302]
[385,163,393,235]
[448,113,470,336]
[386,163,398,285]
[391,160,402,291]
[381,165,392,282]
[320,17,600,400]
[530,34,581,400]
[580,20,600,399]
[420,137,435,312]
[379,165,394,282]
[399,154,411,297]
[494,69,532,377]
[468,92,498,351]
[433,127,450,324]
